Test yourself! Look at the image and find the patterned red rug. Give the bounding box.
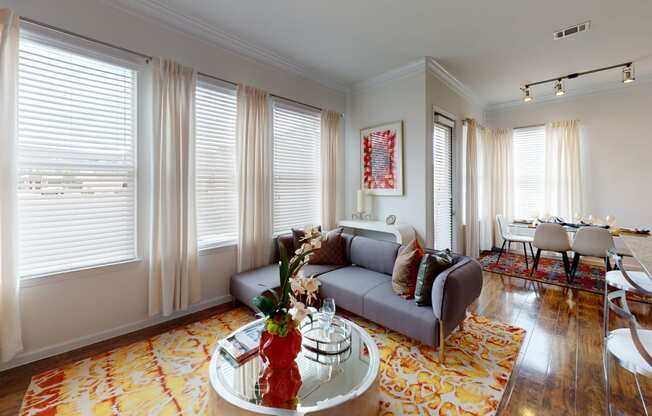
[478,250,652,304]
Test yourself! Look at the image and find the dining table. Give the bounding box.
[509,221,651,277]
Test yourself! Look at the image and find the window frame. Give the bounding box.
[17,25,145,281]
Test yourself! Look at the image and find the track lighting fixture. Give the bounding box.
[623,64,635,83]
[554,80,565,96]
[521,61,635,100]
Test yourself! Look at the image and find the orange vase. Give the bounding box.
[259,325,302,369]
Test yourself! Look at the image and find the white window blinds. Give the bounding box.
[195,78,238,248]
[272,100,321,235]
[17,37,137,278]
[433,116,454,250]
[512,126,545,220]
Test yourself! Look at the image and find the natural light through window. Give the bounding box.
[512,126,545,220]
[17,37,137,278]
[272,101,321,235]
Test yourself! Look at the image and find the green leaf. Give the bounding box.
[253,295,276,317]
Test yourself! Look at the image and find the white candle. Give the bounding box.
[357,190,365,213]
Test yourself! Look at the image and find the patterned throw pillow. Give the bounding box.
[308,228,347,265]
[291,226,322,252]
[391,239,424,298]
[414,250,454,306]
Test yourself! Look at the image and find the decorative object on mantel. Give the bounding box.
[352,189,372,220]
[361,121,403,196]
[385,214,397,225]
[338,220,416,244]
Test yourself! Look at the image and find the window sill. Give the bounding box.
[20,258,144,288]
[199,241,237,256]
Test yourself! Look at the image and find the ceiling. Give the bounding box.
[130,0,652,105]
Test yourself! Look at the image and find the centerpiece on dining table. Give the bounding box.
[253,226,322,369]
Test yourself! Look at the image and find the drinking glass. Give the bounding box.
[319,298,336,332]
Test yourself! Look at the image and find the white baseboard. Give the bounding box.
[0,295,233,372]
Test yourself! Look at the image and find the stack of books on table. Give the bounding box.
[220,323,264,365]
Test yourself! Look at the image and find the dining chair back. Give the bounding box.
[532,223,572,280]
[496,214,508,241]
[533,223,571,252]
[570,227,615,278]
[572,227,615,258]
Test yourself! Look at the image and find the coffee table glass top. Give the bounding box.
[209,315,380,414]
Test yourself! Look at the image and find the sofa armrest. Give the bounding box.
[431,257,483,325]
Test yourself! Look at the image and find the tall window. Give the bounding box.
[17,36,137,278]
[272,100,321,235]
[512,125,545,219]
[433,114,454,250]
[195,79,238,248]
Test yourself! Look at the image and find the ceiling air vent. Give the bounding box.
[554,21,590,40]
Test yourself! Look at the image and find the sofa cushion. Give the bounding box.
[308,229,346,265]
[391,239,423,298]
[363,281,440,346]
[230,265,280,311]
[349,236,400,275]
[231,264,343,311]
[318,266,389,315]
[414,250,453,306]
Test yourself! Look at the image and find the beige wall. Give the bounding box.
[345,72,428,241]
[0,0,346,369]
[344,63,483,249]
[486,83,652,230]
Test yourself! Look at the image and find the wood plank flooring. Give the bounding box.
[1,272,651,415]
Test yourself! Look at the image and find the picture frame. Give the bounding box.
[360,121,404,196]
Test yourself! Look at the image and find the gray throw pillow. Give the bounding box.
[414,250,453,306]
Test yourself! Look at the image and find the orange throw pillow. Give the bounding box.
[391,239,424,299]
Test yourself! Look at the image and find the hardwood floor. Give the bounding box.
[1,272,650,415]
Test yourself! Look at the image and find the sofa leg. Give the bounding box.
[439,319,445,365]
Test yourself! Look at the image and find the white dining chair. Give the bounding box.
[570,227,615,278]
[531,223,572,281]
[495,215,534,269]
[602,248,652,415]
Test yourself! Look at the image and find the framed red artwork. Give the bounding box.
[360,121,403,196]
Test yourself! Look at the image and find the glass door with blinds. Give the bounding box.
[433,114,454,250]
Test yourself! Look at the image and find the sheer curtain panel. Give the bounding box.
[478,128,513,250]
[320,110,340,231]
[149,59,200,317]
[0,9,22,362]
[544,120,583,221]
[236,85,272,272]
[464,119,480,258]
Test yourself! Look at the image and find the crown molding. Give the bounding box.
[425,57,485,109]
[103,0,349,93]
[486,74,652,113]
[352,59,426,92]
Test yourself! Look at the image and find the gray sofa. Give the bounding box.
[230,233,483,360]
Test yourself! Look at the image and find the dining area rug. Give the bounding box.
[20,306,525,416]
[479,250,652,304]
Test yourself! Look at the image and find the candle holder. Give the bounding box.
[352,211,367,220]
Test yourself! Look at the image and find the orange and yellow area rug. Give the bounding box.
[21,307,525,416]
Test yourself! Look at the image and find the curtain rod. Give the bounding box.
[19,16,153,62]
[197,71,334,114]
[20,17,337,115]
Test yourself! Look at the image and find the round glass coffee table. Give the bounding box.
[208,315,380,415]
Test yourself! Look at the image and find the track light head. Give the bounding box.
[554,79,566,96]
[522,87,533,102]
[623,64,635,83]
